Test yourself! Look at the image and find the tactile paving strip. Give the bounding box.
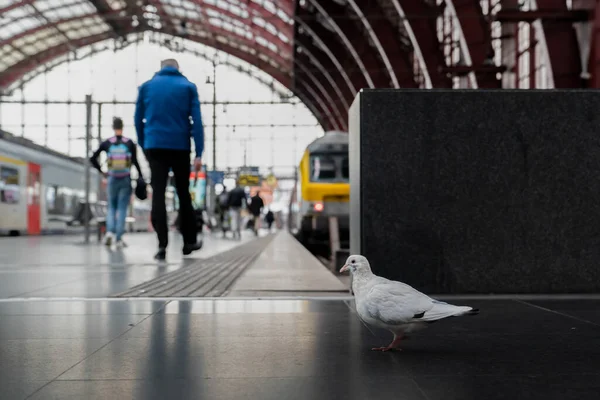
[112,235,276,297]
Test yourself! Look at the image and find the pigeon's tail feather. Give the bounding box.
[421,302,479,322]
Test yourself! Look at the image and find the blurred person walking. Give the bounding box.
[89,117,143,248]
[227,181,247,240]
[248,191,264,236]
[134,58,204,260]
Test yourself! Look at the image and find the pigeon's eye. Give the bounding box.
[351,260,356,264]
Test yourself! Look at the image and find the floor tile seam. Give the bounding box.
[228,290,351,293]
[513,299,600,328]
[23,300,172,400]
[45,375,446,382]
[409,372,600,378]
[410,377,433,400]
[0,296,357,302]
[7,276,92,299]
[0,313,162,316]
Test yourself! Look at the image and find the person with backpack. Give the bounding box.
[89,117,143,248]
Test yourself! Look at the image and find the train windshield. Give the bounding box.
[310,153,348,182]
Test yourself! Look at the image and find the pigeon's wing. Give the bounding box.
[364,281,434,325]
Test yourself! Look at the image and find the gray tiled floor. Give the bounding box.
[3,233,600,399]
[1,298,599,399]
[0,231,254,299]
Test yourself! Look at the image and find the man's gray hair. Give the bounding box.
[161,58,179,69]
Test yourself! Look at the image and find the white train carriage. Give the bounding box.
[0,131,100,235]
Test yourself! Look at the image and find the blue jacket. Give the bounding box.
[134,66,204,158]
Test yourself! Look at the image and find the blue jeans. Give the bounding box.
[106,176,132,240]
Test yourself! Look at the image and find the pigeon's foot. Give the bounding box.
[372,334,404,352]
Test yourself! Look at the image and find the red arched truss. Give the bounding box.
[1,0,599,130]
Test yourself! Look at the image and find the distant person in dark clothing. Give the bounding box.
[249,191,264,235]
[216,188,230,237]
[90,117,143,248]
[134,58,204,260]
[265,209,274,232]
[227,182,247,240]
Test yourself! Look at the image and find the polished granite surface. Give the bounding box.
[0,232,254,299]
[1,298,599,399]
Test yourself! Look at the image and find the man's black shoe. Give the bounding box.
[182,241,203,255]
[154,248,166,260]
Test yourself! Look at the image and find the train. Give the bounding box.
[0,129,197,236]
[290,130,350,255]
[0,129,102,235]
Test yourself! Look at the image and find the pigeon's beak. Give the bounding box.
[339,264,349,273]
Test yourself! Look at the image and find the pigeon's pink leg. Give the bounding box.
[372,334,403,352]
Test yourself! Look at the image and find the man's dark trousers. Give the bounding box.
[145,149,197,249]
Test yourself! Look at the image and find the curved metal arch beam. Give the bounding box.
[296,42,350,111]
[0,29,291,91]
[1,24,292,91]
[295,56,345,130]
[144,36,292,98]
[295,33,353,127]
[390,1,451,88]
[295,73,340,131]
[0,31,114,90]
[217,0,294,38]
[390,0,432,88]
[535,0,581,87]
[346,0,400,87]
[1,9,293,71]
[7,38,139,92]
[185,1,292,52]
[305,0,375,88]
[450,0,498,88]
[294,85,328,130]
[8,35,293,103]
[295,15,359,94]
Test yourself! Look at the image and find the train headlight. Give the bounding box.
[313,202,324,212]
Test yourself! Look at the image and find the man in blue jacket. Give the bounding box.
[134,59,204,260]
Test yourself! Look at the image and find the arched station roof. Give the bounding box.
[0,0,595,131]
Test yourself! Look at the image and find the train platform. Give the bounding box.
[2,232,600,399]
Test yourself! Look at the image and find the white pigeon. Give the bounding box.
[340,255,479,351]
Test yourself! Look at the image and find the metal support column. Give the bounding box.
[328,216,340,270]
[212,60,217,171]
[208,60,217,214]
[84,94,92,243]
[97,103,102,198]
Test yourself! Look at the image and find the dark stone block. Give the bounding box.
[349,89,600,293]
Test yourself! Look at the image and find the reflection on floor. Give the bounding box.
[1,298,599,399]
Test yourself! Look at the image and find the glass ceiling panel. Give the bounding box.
[162,4,202,21]
[0,49,27,66]
[0,12,45,41]
[12,27,57,49]
[0,0,97,44]
[42,1,97,21]
[107,0,126,9]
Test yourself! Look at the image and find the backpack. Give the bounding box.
[219,192,229,207]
